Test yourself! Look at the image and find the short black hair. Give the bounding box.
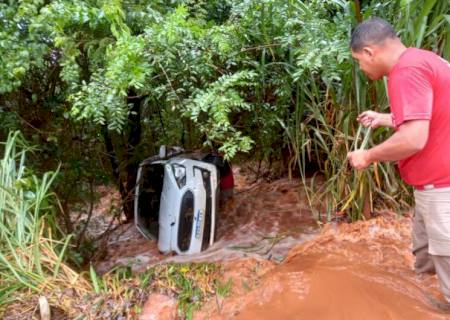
[350,17,397,52]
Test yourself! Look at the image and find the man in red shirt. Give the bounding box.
[347,17,450,308]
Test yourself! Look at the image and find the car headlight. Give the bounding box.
[172,164,186,188]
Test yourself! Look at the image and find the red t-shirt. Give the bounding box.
[388,48,450,188]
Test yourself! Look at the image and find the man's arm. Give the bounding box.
[347,119,430,169]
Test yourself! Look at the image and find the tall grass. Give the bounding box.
[0,131,91,316]
[394,0,449,55]
[281,0,448,221]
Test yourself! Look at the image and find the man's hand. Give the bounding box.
[357,111,394,128]
[347,150,372,170]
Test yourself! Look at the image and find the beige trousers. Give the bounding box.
[413,187,450,302]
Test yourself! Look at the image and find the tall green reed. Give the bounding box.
[0,131,91,313]
[280,0,445,222]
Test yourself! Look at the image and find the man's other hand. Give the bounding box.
[347,150,372,170]
[357,111,394,128]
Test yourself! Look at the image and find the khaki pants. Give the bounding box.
[413,187,450,302]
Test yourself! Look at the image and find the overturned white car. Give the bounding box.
[134,146,228,255]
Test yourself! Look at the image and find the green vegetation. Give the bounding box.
[0,131,92,316]
[0,0,449,318]
[1,0,448,222]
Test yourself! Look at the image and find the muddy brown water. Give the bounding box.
[93,167,450,319]
[200,217,449,319]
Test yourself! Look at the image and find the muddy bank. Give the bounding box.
[197,215,449,319]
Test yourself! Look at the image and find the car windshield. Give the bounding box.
[137,163,164,238]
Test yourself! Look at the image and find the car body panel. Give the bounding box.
[135,153,218,255]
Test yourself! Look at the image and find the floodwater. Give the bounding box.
[197,216,449,319]
[92,166,450,319]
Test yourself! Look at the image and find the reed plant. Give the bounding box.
[281,0,448,221]
[0,131,92,317]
